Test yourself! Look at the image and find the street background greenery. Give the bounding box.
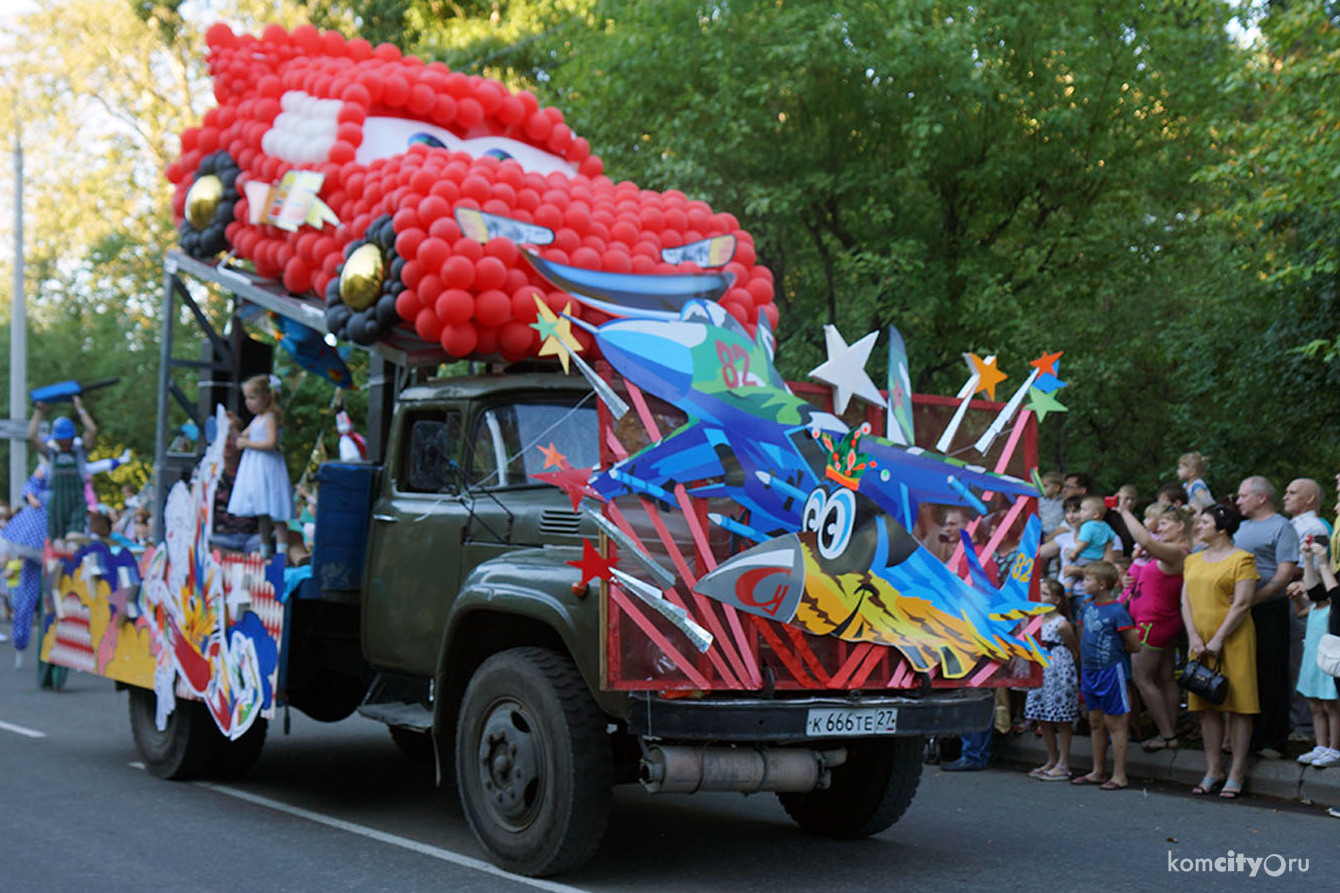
[1,0,1337,507]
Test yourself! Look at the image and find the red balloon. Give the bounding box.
[570,246,601,269]
[630,254,657,273]
[601,250,631,273]
[734,239,756,266]
[383,74,410,107]
[548,124,573,153]
[483,237,519,267]
[500,321,537,359]
[440,323,478,357]
[329,141,356,164]
[460,175,491,204]
[760,302,780,329]
[401,259,425,290]
[609,220,639,246]
[637,206,665,233]
[720,298,750,326]
[474,325,499,357]
[395,229,427,263]
[456,97,484,129]
[746,276,773,305]
[563,204,592,234]
[504,268,530,294]
[482,199,511,217]
[534,203,563,231]
[452,238,483,262]
[415,311,444,343]
[474,289,511,327]
[553,228,581,254]
[282,259,311,294]
[441,255,475,289]
[417,237,451,272]
[523,112,552,142]
[417,273,445,305]
[408,83,435,116]
[411,169,437,195]
[429,179,460,204]
[395,289,423,320]
[436,288,474,325]
[392,208,418,233]
[428,217,462,242]
[417,195,450,228]
[498,95,525,125]
[511,286,544,323]
[373,42,402,61]
[474,256,507,291]
[475,81,503,115]
[431,94,458,126]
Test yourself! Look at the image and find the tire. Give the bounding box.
[455,647,612,877]
[211,718,268,779]
[128,688,219,780]
[389,726,435,764]
[777,736,924,839]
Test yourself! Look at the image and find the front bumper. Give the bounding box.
[629,689,993,742]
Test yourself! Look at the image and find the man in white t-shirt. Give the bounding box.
[1284,478,1330,733]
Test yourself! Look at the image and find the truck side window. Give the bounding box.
[399,411,462,493]
[469,401,598,489]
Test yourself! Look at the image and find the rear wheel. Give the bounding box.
[456,647,612,876]
[777,736,924,838]
[128,688,219,780]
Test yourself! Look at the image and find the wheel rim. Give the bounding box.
[473,697,544,832]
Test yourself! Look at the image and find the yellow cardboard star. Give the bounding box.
[531,295,582,373]
[968,353,1008,401]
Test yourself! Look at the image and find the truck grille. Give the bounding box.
[539,509,582,537]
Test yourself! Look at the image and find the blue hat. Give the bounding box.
[51,417,76,439]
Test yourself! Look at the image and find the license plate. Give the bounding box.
[805,707,898,737]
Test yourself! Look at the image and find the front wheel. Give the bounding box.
[456,647,612,877]
[777,736,924,838]
[128,688,219,780]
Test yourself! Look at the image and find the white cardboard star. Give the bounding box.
[808,324,883,414]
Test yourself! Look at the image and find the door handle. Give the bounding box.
[372,513,398,523]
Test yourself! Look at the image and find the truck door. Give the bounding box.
[362,406,468,675]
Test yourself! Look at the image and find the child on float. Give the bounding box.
[1026,578,1080,780]
[1178,452,1215,511]
[1292,538,1340,768]
[1071,561,1142,790]
[27,396,97,543]
[226,374,293,559]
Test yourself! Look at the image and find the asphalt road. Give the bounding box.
[3,636,1337,892]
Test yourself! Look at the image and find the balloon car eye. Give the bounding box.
[802,488,826,534]
[484,148,513,161]
[409,133,447,149]
[817,488,855,561]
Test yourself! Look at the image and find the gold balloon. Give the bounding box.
[340,243,385,311]
[185,175,224,230]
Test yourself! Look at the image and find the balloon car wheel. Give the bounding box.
[475,697,543,832]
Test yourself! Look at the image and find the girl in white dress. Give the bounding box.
[227,375,292,558]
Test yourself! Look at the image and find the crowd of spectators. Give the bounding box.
[944,458,1340,801]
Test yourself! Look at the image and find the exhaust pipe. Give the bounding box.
[640,744,847,794]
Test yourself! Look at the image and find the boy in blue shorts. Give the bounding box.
[1072,561,1142,790]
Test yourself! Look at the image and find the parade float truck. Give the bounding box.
[40,24,1059,878]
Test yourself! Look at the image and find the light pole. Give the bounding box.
[9,105,26,506]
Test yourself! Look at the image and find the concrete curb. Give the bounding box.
[997,731,1340,805]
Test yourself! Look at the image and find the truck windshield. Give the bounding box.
[469,397,599,488]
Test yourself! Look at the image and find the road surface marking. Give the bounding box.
[0,719,47,738]
[195,782,592,893]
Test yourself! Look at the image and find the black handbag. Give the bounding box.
[1178,656,1228,706]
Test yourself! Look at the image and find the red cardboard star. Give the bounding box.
[567,538,616,588]
[1029,350,1064,377]
[535,464,600,511]
[538,442,567,470]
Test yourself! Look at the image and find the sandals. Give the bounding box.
[1100,779,1129,791]
[1191,775,1225,795]
[1220,780,1244,800]
[1028,764,1057,779]
[1142,736,1181,753]
[1071,774,1107,786]
[1039,767,1071,781]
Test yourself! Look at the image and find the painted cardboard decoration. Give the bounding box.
[167,23,777,361]
[39,408,285,740]
[512,249,1059,681]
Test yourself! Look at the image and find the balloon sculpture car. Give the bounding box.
[167,23,778,362]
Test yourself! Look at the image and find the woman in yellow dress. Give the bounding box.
[1180,503,1259,800]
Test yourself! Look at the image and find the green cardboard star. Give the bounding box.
[1026,386,1067,422]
